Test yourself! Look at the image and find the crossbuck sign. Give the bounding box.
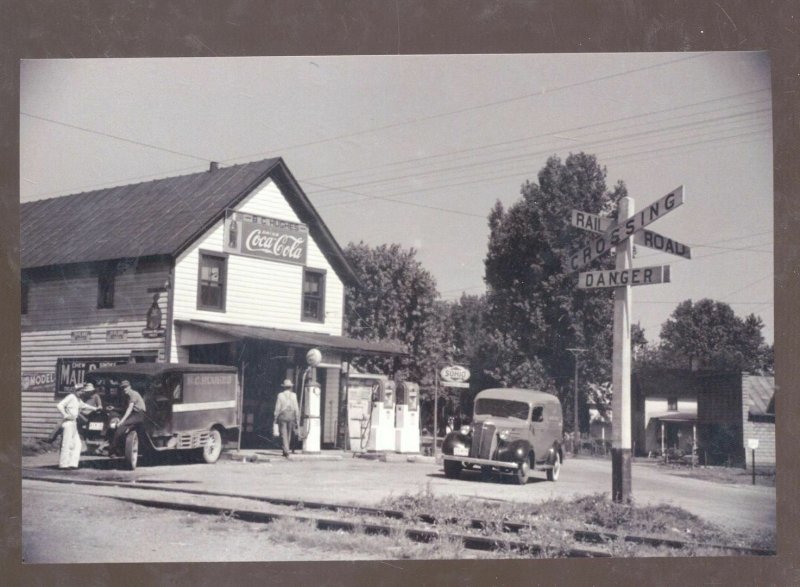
[566,186,689,503]
[566,186,685,274]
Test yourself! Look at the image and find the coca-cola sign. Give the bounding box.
[224,210,308,266]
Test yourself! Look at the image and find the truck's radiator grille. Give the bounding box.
[471,423,496,459]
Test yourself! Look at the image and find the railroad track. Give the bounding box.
[23,469,774,557]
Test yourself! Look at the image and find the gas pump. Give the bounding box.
[300,348,322,453]
[366,379,396,452]
[394,381,420,453]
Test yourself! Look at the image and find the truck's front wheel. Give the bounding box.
[201,428,222,464]
[124,430,139,470]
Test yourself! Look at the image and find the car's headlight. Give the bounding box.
[498,429,510,441]
[460,425,471,435]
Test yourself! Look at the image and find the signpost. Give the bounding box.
[434,365,471,457]
[748,438,759,485]
[567,186,688,503]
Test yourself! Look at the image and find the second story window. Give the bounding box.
[97,272,115,309]
[198,252,227,311]
[302,269,325,322]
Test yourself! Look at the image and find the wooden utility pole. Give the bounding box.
[611,196,634,503]
[567,347,586,455]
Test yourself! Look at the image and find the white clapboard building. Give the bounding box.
[21,158,403,446]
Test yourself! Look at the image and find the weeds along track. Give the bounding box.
[23,470,774,557]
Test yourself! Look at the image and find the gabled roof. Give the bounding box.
[744,375,775,419]
[20,158,359,286]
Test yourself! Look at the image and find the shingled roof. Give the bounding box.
[20,158,359,286]
[744,375,775,421]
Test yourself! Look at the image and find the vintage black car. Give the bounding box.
[442,388,564,484]
[83,363,239,470]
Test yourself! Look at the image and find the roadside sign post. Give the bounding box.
[611,195,634,504]
[567,186,688,503]
[748,438,759,485]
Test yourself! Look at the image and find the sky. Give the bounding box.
[19,53,774,344]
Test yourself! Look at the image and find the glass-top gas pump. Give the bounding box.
[394,381,420,453]
[300,348,322,453]
[366,379,396,451]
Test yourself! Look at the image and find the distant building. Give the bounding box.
[632,369,775,468]
[20,158,404,445]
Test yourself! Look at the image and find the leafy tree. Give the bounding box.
[656,299,769,372]
[482,153,626,430]
[342,242,448,396]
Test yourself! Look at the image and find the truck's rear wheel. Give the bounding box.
[443,459,462,479]
[201,428,222,464]
[124,430,139,470]
[547,452,561,481]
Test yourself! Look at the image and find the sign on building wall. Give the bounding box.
[22,371,56,392]
[55,356,130,396]
[223,210,308,266]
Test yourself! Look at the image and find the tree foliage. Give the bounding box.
[342,242,448,395]
[481,153,626,428]
[644,298,771,373]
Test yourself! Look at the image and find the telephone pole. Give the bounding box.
[567,347,586,455]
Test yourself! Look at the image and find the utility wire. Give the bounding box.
[301,88,770,185]
[220,53,714,166]
[21,112,210,163]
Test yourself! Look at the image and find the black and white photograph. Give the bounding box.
[18,50,777,565]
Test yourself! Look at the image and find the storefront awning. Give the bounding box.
[175,319,406,357]
[653,411,698,424]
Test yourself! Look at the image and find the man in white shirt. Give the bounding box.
[273,379,300,458]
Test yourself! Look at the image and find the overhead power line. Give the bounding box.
[302,88,770,187]
[220,53,714,166]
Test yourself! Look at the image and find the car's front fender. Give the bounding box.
[496,439,531,463]
[442,432,471,456]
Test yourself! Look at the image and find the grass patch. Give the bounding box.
[378,486,775,555]
[22,436,56,456]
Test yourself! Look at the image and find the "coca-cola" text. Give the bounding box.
[245,230,305,260]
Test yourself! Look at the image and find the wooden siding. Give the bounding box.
[22,259,171,331]
[742,378,776,466]
[21,260,170,438]
[170,177,345,363]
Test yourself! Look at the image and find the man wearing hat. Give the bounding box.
[54,383,100,468]
[112,380,147,454]
[273,379,300,458]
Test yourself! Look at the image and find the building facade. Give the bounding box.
[632,369,775,468]
[21,159,403,446]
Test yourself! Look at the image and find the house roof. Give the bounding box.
[744,375,775,418]
[20,158,359,286]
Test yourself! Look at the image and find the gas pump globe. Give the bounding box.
[394,382,420,453]
[302,348,322,453]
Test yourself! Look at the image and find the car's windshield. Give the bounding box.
[474,398,529,420]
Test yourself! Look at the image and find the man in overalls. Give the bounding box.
[273,379,300,458]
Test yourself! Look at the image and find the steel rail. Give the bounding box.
[23,469,774,556]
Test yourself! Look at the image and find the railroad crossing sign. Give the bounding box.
[565,187,689,504]
[577,265,671,289]
[571,210,691,259]
[566,186,684,272]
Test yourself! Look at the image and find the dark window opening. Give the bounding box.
[98,273,115,309]
[198,253,227,311]
[302,269,326,322]
[667,396,678,411]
